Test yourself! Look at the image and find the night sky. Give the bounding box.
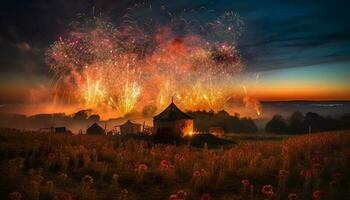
[0,0,350,113]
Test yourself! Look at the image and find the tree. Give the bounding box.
[288,111,306,134]
[88,114,100,123]
[265,115,288,133]
[239,117,258,133]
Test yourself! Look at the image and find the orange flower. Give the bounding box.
[288,193,297,200]
[82,175,94,184]
[137,164,148,172]
[261,185,274,196]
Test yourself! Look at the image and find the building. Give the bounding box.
[119,120,142,135]
[153,101,193,138]
[87,122,105,135]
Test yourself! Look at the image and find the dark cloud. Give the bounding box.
[0,0,349,99]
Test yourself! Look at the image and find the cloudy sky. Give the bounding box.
[0,0,349,109]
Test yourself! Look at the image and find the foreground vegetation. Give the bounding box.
[0,128,349,200]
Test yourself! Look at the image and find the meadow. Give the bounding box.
[0,128,349,200]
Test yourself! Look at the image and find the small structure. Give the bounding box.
[209,126,224,137]
[39,126,71,134]
[119,120,142,135]
[55,127,67,133]
[87,122,105,135]
[153,101,193,138]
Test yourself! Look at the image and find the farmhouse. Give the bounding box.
[119,120,142,135]
[153,101,193,138]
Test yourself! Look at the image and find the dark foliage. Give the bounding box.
[266,111,350,134]
[187,110,257,133]
[188,133,236,148]
[265,115,288,133]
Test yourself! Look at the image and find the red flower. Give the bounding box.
[261,185,274,196]
[176,190,187,199]
[300,170,313,179]
[193,170,201,177]
[161,160,170,167]
[312,190,327,199]
[56,192,73,200]
[168,194,178,200]
[200,193,211,200]
[241,179,250,187]
[279,170,289,177]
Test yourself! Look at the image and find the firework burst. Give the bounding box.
[46,5,246,117]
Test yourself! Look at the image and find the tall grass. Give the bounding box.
[0,128,349,200]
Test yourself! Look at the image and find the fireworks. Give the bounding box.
[46,5,251,118]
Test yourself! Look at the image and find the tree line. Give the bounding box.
[265,112,350,134]
[187,110,258,133]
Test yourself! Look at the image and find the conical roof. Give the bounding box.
[120,120,140,127]
[153,102,193,121]
[87,122,105,135]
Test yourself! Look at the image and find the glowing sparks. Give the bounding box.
[46,6,249,117]
[242,86,262,116]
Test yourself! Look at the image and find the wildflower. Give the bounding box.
[261,185,274,197]
[200,193,211,200]
[312,190,327,200]
[168,194,178,200]
[282,146,289,158]
[240,179,250,197]
[55,191,73,200]
[175,154,183,161]
[59,173,68,181]
[112,173,119,182]
[135,164,148,183]
[288,193,298,200]
[241,179,250,187]
[300,170,313,179]
[161,159,170,167]
[137,163,148,172]
[119,189,128,200]
[279,169,289,177]
[176,190,187,200]
[82,175,94,185]
[9,192,22,200]
[43,180,55,196]
[193,170,201,177]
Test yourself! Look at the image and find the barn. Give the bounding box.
[153,101,193,138]
[119,120,142,135]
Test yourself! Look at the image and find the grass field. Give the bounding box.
[0,128,349,200]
